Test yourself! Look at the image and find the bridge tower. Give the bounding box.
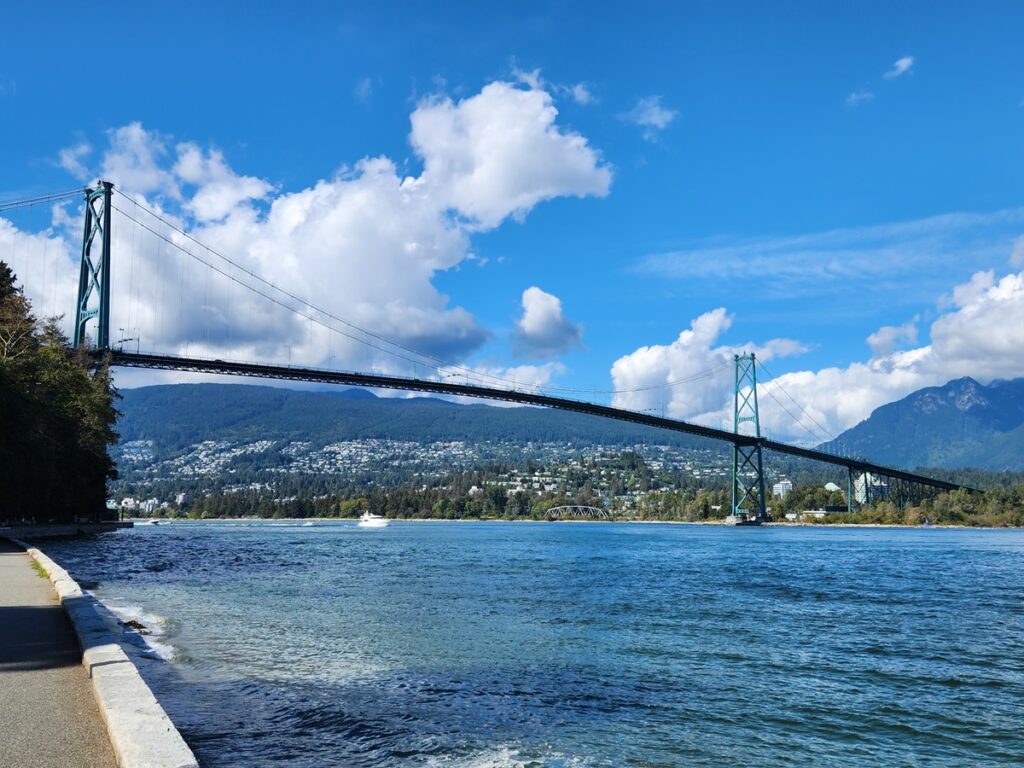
[730,353,767,522]
[73,181,113,349]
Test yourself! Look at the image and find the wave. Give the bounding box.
[426,745,594,767]
[93,596,178,662]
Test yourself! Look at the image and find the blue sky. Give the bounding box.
[2,2,1024,442]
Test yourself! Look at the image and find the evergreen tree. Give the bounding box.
[0,261,119,524]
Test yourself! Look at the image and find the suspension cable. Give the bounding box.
[759,385,831,446]
[111,203,541,390]
[756,360,838,446]
[110,190,727,397]
[0,188,83,213]
[112,189,524,388]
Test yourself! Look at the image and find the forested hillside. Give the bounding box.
[117,383,710,451]
[821,377,1024,470]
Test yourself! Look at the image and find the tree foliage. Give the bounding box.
[0,261,119,524]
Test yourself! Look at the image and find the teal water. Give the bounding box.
[39,522,1024,766]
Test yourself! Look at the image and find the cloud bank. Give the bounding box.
[11,79,611,383]
[610,308,806,429]
[611,265,1024,443]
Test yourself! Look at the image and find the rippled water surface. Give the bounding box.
[39,522,1024,766]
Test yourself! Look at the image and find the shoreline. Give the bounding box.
[8,537,198,768]
[124,516,1020,530]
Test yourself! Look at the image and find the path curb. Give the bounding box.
[13,539,199,768]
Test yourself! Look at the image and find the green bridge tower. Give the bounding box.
[730,352,768,523]
[73,181,113,349]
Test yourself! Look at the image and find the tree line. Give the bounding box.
[159,470,1024,527]
[0,261,119,525]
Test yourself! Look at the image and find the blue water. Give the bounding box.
[39,522,1024,766]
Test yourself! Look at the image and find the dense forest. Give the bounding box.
[0,261,119,524]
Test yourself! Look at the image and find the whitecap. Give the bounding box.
[91,596,178,662]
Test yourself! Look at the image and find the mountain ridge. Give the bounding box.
[820,376,1024,471]
[116,383,712,453]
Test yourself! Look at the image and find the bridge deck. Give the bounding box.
[102,350,971,494]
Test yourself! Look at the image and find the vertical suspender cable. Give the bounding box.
[128,201,138,342]
[203,249,211,349]
[49,227,59,319]
[40,233,49,317]
[156,231,164,354]
[178,227,186,355]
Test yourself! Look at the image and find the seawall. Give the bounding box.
[8,537,199,768]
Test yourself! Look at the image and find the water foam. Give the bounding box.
[93,595,178,662]
[426,745,594,767]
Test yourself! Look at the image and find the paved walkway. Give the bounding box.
[0,539,117,768]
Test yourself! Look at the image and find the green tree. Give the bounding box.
[0,261,119,524]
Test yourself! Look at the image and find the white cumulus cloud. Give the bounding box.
[100,123,181,199]
[513,286,583,359]
[9,79,610,386]
[58,142,92,180]
[411,81,611,228]
[610,308,806,428]
[611,268,1024,444]
[441,360,566,398]
[173,143,273,222]
[866,322,918,357]
[511,68,596,106]
[0,215,78,323]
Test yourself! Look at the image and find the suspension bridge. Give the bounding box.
[3,182,976,520]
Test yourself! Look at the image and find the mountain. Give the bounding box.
[820,377,1024,471]
[116,383,709,453]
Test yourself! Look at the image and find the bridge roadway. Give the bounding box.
[102,350,970,494]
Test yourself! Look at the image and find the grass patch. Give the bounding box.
[30,558,49,579]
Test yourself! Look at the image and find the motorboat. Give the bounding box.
[357,512,390,528]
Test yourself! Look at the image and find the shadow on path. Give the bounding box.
[0,604,82,672]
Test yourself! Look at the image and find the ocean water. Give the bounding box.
[38,522,1024,766]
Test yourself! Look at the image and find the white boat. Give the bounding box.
[357,512,390,528]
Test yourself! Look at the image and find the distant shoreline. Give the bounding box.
[124,517,1021,530]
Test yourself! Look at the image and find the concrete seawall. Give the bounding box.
[11,538,198,768]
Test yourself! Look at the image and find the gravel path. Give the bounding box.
[0,539,117,768]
